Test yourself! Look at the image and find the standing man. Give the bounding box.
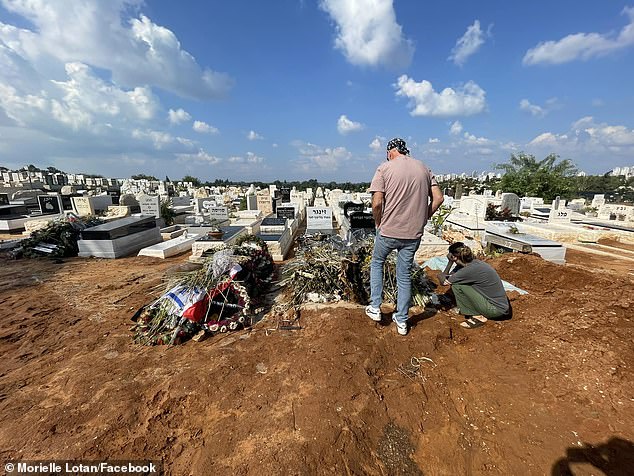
[365,138,444,335]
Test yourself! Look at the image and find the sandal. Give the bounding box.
[460,318,485,329]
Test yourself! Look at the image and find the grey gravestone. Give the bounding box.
[276,206,295,220]
[120,194,141,213]
[349,212,375,229]
[0,193,9,206]
[455,184,463,200]
[38,195,62,215]
[500,193,520,215]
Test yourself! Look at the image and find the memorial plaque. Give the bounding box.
[276,206,295,220]
[138,194,161,218]
[262,217,286,226]
[0,193,9,206]
[349,212,375,229]
[38,195,62,215]
[343,201,364,218]
[280,187,291,202]
[208,206,229,220]
[107,190,120,205]
[306,206,333,229]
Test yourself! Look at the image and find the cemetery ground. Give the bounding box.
[0,250,633,475]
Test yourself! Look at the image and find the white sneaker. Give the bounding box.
[365,305,381,321]
[395,321,408,335]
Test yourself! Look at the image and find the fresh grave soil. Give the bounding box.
[0,253,632,475]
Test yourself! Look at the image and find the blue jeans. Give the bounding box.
[370,232,421,326]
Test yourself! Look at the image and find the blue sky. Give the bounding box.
[1,0,633,182]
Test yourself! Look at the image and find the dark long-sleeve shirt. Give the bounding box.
[447,260,509,312]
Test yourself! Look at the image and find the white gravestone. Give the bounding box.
[72,197,96,216]
[591,194,606,209]
[138,194,161,218]
[459,196,489,219]
[549,207,572,223]
[306,206,333,230]
[208,206,229,220]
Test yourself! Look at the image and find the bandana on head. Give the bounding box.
[386,137,409,155]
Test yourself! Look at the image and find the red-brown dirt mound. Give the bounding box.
[0,253,632,475]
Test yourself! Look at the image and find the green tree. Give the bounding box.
[131,174,158,181]
[495,153,577,201]
[182,175,202,187]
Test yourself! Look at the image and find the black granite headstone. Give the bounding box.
[107,191,121,205]
[343,201,365,218]
[262,217,286,226]
[81,216,156,240]
[60,193,81,211]
[276,206,295,220]
[38,195,62,215]
[0,193,9,206]
[349,212,375,229]
[280,187,291,202]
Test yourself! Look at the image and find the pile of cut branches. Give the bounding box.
[280,234,434,309]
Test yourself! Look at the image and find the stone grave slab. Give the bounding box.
[260,217,287,234]
[190,226,247,259]
[160,225,189,240]
[78,227,162,259]
[0,204,28,217]
[138,233,202,259]
[257,227,293,261]
[81,216,157,240]
[484,222,566,264]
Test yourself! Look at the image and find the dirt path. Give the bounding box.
[0,253,632,475]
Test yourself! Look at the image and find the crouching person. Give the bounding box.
[439,243,511,329]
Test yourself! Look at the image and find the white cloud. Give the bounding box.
[247,130,263,140]
[292,140,352,171]
[319,0,414,68]
[176,149,221,165]
[528,116,634,153]
[337,114,364,134]
[369,137,382,151]
[228,152,264,164]
[395,76,486,117]
[428,137,440,143]
[0,0,233,99]
[463,132,492,146]
[519,99,546,117]
[450,120,463,135]
[523,7,634,65]
[192,120,219,134]
[131,128,174,149]
[449,20,490,66]
[168,108,191,124]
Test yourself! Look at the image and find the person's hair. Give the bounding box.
[449,242,474,263]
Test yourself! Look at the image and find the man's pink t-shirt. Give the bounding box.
[369,155,437,239]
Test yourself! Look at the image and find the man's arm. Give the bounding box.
[429,185,444,217]
[371,191,384,228]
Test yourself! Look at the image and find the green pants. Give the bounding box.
[452,283,506,319]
